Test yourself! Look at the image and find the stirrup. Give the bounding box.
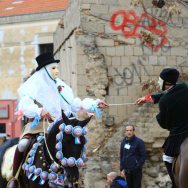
[6,177,20,188]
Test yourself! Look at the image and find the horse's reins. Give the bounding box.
[43,119,80,187]
[108,102,136,106]
[42,119,60,168]
[13,148,32,188]
[41,103,135,161]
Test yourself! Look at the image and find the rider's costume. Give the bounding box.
[7,52,102,188]
[146,68,188,188]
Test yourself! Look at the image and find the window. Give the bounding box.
[0,123,6,136]
[39,43,53,54]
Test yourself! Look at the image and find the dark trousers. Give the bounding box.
[125,168,142,188]
[165,162,177,188]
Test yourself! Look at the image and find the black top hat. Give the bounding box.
[35,52,60,71]
[160,68,179,85]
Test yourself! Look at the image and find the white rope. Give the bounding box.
[43,119,59,167]
[108,102,135,106]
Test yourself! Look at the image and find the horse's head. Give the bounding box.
[47,112,91,186]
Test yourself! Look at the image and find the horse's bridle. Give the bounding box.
[43,119,60,167]
[23,119,86,187]
[44,119,86,187]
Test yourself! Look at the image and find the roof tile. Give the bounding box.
[0,0,69,17]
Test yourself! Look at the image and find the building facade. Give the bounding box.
[0,0,69,137]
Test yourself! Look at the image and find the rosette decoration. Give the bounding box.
[22,135,66,187]
[21,120,89,187]
[55,122,88,168]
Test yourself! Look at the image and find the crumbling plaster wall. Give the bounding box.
[54,0,188,187]
[54,0,188,147]
[54,0,108,100]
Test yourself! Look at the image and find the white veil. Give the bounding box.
[18,65,62,119]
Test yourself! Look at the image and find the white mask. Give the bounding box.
[45,63,59,80]
[158,77,164,91]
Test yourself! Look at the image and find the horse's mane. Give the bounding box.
[60,112,92,127]
[49,112,92,136]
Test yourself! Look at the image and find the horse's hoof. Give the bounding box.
[6,178,19,188]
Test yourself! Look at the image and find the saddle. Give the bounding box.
[1,136,37,182]
[1,145,17,181]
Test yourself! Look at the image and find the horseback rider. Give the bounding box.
[7,52,108,188]
[136,68,188,188]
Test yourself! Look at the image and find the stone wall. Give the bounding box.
[55,0,188,123]
[53,0,188,187]
[54,0,81,94]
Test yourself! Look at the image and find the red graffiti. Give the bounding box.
[110,10,168,51]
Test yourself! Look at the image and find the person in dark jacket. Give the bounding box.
[136,68,188,188]
[120,124,147,188]
[107,171,128,188]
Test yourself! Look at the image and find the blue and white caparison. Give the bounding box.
[22,120,88,188]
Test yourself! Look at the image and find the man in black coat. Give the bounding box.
[120,124,147,188]
[136,68,188,188]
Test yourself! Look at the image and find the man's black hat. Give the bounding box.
[160,68,179,85]
[35,52,60,71]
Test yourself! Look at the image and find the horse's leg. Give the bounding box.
[179,140,188,188]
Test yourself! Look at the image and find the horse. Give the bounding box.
[0,113,91,188]
[0,137,19,188]
[174,137,188,188]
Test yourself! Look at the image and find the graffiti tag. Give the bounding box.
[113,59,149,94]
[110,10,168,52]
